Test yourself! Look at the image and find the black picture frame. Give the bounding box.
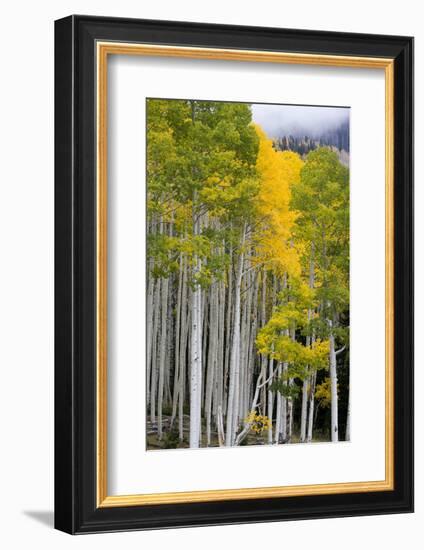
[55,14,414,534]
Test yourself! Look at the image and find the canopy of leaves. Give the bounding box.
[146,99,260,284]
[253,125,303,277]
[291,147,350,334]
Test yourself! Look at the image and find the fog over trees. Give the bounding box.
[146,99,349,450]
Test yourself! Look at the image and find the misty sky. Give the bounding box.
[251,103,349,138]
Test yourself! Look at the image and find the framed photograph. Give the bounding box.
[54,15,413,534]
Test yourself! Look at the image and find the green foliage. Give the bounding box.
[146,99,260,286]
[162,427,183,449]
[270,378,301,400]
[291,147,350,336]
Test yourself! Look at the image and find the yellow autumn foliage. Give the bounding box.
[245,411,272,434]
[253,125,303,277]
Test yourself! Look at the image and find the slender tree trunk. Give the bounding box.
[190,190,202,448]
[307,367,317,442]
[281,362,288,442]
[286,328,296,442]
[200,290,210,418]
[165,282,173,405]
[329,320,339,442]
[239,275,247,425]
[146,275,154,408]
[300,328,311,443]
[260,272,267,417]
[171,254,184,428]
[178,258,188,441]
[345,388,351,441]
[232,332,241,441]
[226,224,246,446]
[267,357,274,444]
[146,218,156,409]
[150,278,161,422]
[235,356,278,446]
[239,263,252,421]
[205,282,217,445]
[214,278,225,418]
[305,247,316,443]
[217,405,225,446]
[267,275,277,444]
[190,270,202,448]
[287,382,294,442]
[157,274,169,440]
[300,374,309,443]
[275,362,282,443]
[223,244,233,415]
[246,272,259,419]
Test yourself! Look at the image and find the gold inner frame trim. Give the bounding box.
[96,41,395,508]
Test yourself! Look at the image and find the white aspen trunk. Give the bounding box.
[190,189,202,448]
[239,265,250,422]
[284,328,295,442]
[164,285,173,405]
[150,278,161,422]
[201,289,207,412]
[300,375,309,443]
[171,255,184,427]
[189,102,202,448]
[238,286,246,426]
[232,337,240,441]
[214,278,225,417]
[146,218,156,408]
[190,272,202,448]
[223,245,233,415]
[288,380,294,443]
[212,277,223,419]
[238,278,249,422]
[205,283,217,446]
[267,275,277,444]
[307,368,317,443]
[157,275,169,440]
[345,387,351,441]
[211,292,218,423]
[300,334,311,443]
[233,271,270,447]
[225,224,246,446]
[244,266,254,419]
[329,322,339,442]
[267,357,274,444]
[217,405,225,447]
[246,272,259,420]
[275,362,282,444]
[281,362,288,442]
[146,275,154,408]
[234,369,265,446]
[178,258,188,441]
[197,287,203,444]
[260,272,267,416]
[164,218,174,409]
[211,279,219,422]
[234,357,278,446]
[305,247,316,443]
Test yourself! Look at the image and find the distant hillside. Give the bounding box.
[273,119,349,164]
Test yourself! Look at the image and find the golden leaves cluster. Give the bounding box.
[253,125,303,277]
[245,411,272,434]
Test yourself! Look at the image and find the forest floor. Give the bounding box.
[146,415,329,450]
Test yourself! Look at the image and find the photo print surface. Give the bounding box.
[146,99,350,451]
